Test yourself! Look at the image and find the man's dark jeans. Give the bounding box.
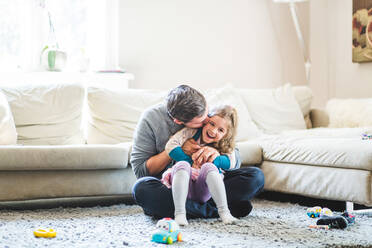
[132,166,265,219]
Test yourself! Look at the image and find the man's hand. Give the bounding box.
[192,162,202,169]
[182,138,201,156]
[192,146,220,165]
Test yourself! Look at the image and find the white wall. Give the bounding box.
[310,0,372,108]
[118,0,309,90]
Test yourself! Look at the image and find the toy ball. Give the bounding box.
[321,207,333,217]
[151,218,182,244]
[307,206,322,218]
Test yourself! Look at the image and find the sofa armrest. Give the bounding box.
[310,108,329,128]
[236,141,262,165]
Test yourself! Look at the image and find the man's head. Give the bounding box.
[166,85,208,128]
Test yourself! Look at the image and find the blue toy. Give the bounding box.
[307,206,333,218]
[151,218,182,244]
[307,206,322,218]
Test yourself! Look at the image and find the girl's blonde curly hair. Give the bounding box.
[208,105,238,154]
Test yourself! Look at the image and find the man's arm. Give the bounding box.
[182,139,201,156]
[146,150,172,176]
[130,114,171,178]
[165,128,197,165]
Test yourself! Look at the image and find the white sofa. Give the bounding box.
[0,81,371,209]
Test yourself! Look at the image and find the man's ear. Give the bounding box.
[202,116,210,124]
[173,118,183,125]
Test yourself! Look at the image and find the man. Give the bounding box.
[131,85,264,219]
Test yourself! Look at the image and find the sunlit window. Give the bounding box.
[0,0,115,72]
[45,0,90,71]
[0,0,23,71]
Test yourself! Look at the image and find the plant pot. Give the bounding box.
[41,46,67,71]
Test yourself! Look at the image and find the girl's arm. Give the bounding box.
[169,147,193,164]
[165,128,198,164]
[213,151,236,170]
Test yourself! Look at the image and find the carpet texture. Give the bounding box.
[0,199,371,248]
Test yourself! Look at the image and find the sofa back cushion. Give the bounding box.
[292,85,313,117]
[87,86,264,144]
[326,98,372,128]
[87,87,166,144]
[204,86,262,141]
[292,85,313,129]
[0,90,17,145]
[237,84,307,134]
[1,82,85,145]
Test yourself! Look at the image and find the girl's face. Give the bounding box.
[201,115,228,144]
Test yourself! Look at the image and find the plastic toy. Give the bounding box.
[151,218,182,244]
[33,229,57,238]
[307,206,333,218]
[309,225,329,230]
[320,208,333,217]
[341,211,355,224]
[317,216,349,229]
[362,133,372,140]
[316,212,355,229]
[307,206,322,218]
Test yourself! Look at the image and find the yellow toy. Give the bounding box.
[33,229,57,238]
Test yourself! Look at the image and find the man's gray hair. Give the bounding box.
[166,85,206,123]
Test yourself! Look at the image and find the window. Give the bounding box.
[0,0,23,71]
[0,0,118,72]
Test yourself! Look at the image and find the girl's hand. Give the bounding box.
[182,139,201,156]
[192,147,220,165]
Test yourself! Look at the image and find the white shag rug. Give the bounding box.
[0,199,372,248]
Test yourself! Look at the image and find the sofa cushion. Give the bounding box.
[258,127,372,171]
[205,86,262,141]
[0,168,137,201]
[0,90,17,145]
[292,85,313,117]
[0,143,131,170]
[1,82,85,145]
[87,87,166,144]
[238,84,306,134]
[87,86,263,144]
[292,86,313,129]
[236,141,262,165]
[326,98,372,128]
[262,161,371,206]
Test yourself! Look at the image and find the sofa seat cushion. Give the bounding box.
[257,127,372,171]
[262,161,371,206]
[0,143,131,170]
[0,168,137,201]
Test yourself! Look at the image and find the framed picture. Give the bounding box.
[352,0,372,63]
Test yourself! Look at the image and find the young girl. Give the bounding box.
[162,105,238,226]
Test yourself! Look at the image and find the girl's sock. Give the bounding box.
[172,169,190,226]
[206,171,238,224]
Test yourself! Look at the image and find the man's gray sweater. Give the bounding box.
[130,103,241,179]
